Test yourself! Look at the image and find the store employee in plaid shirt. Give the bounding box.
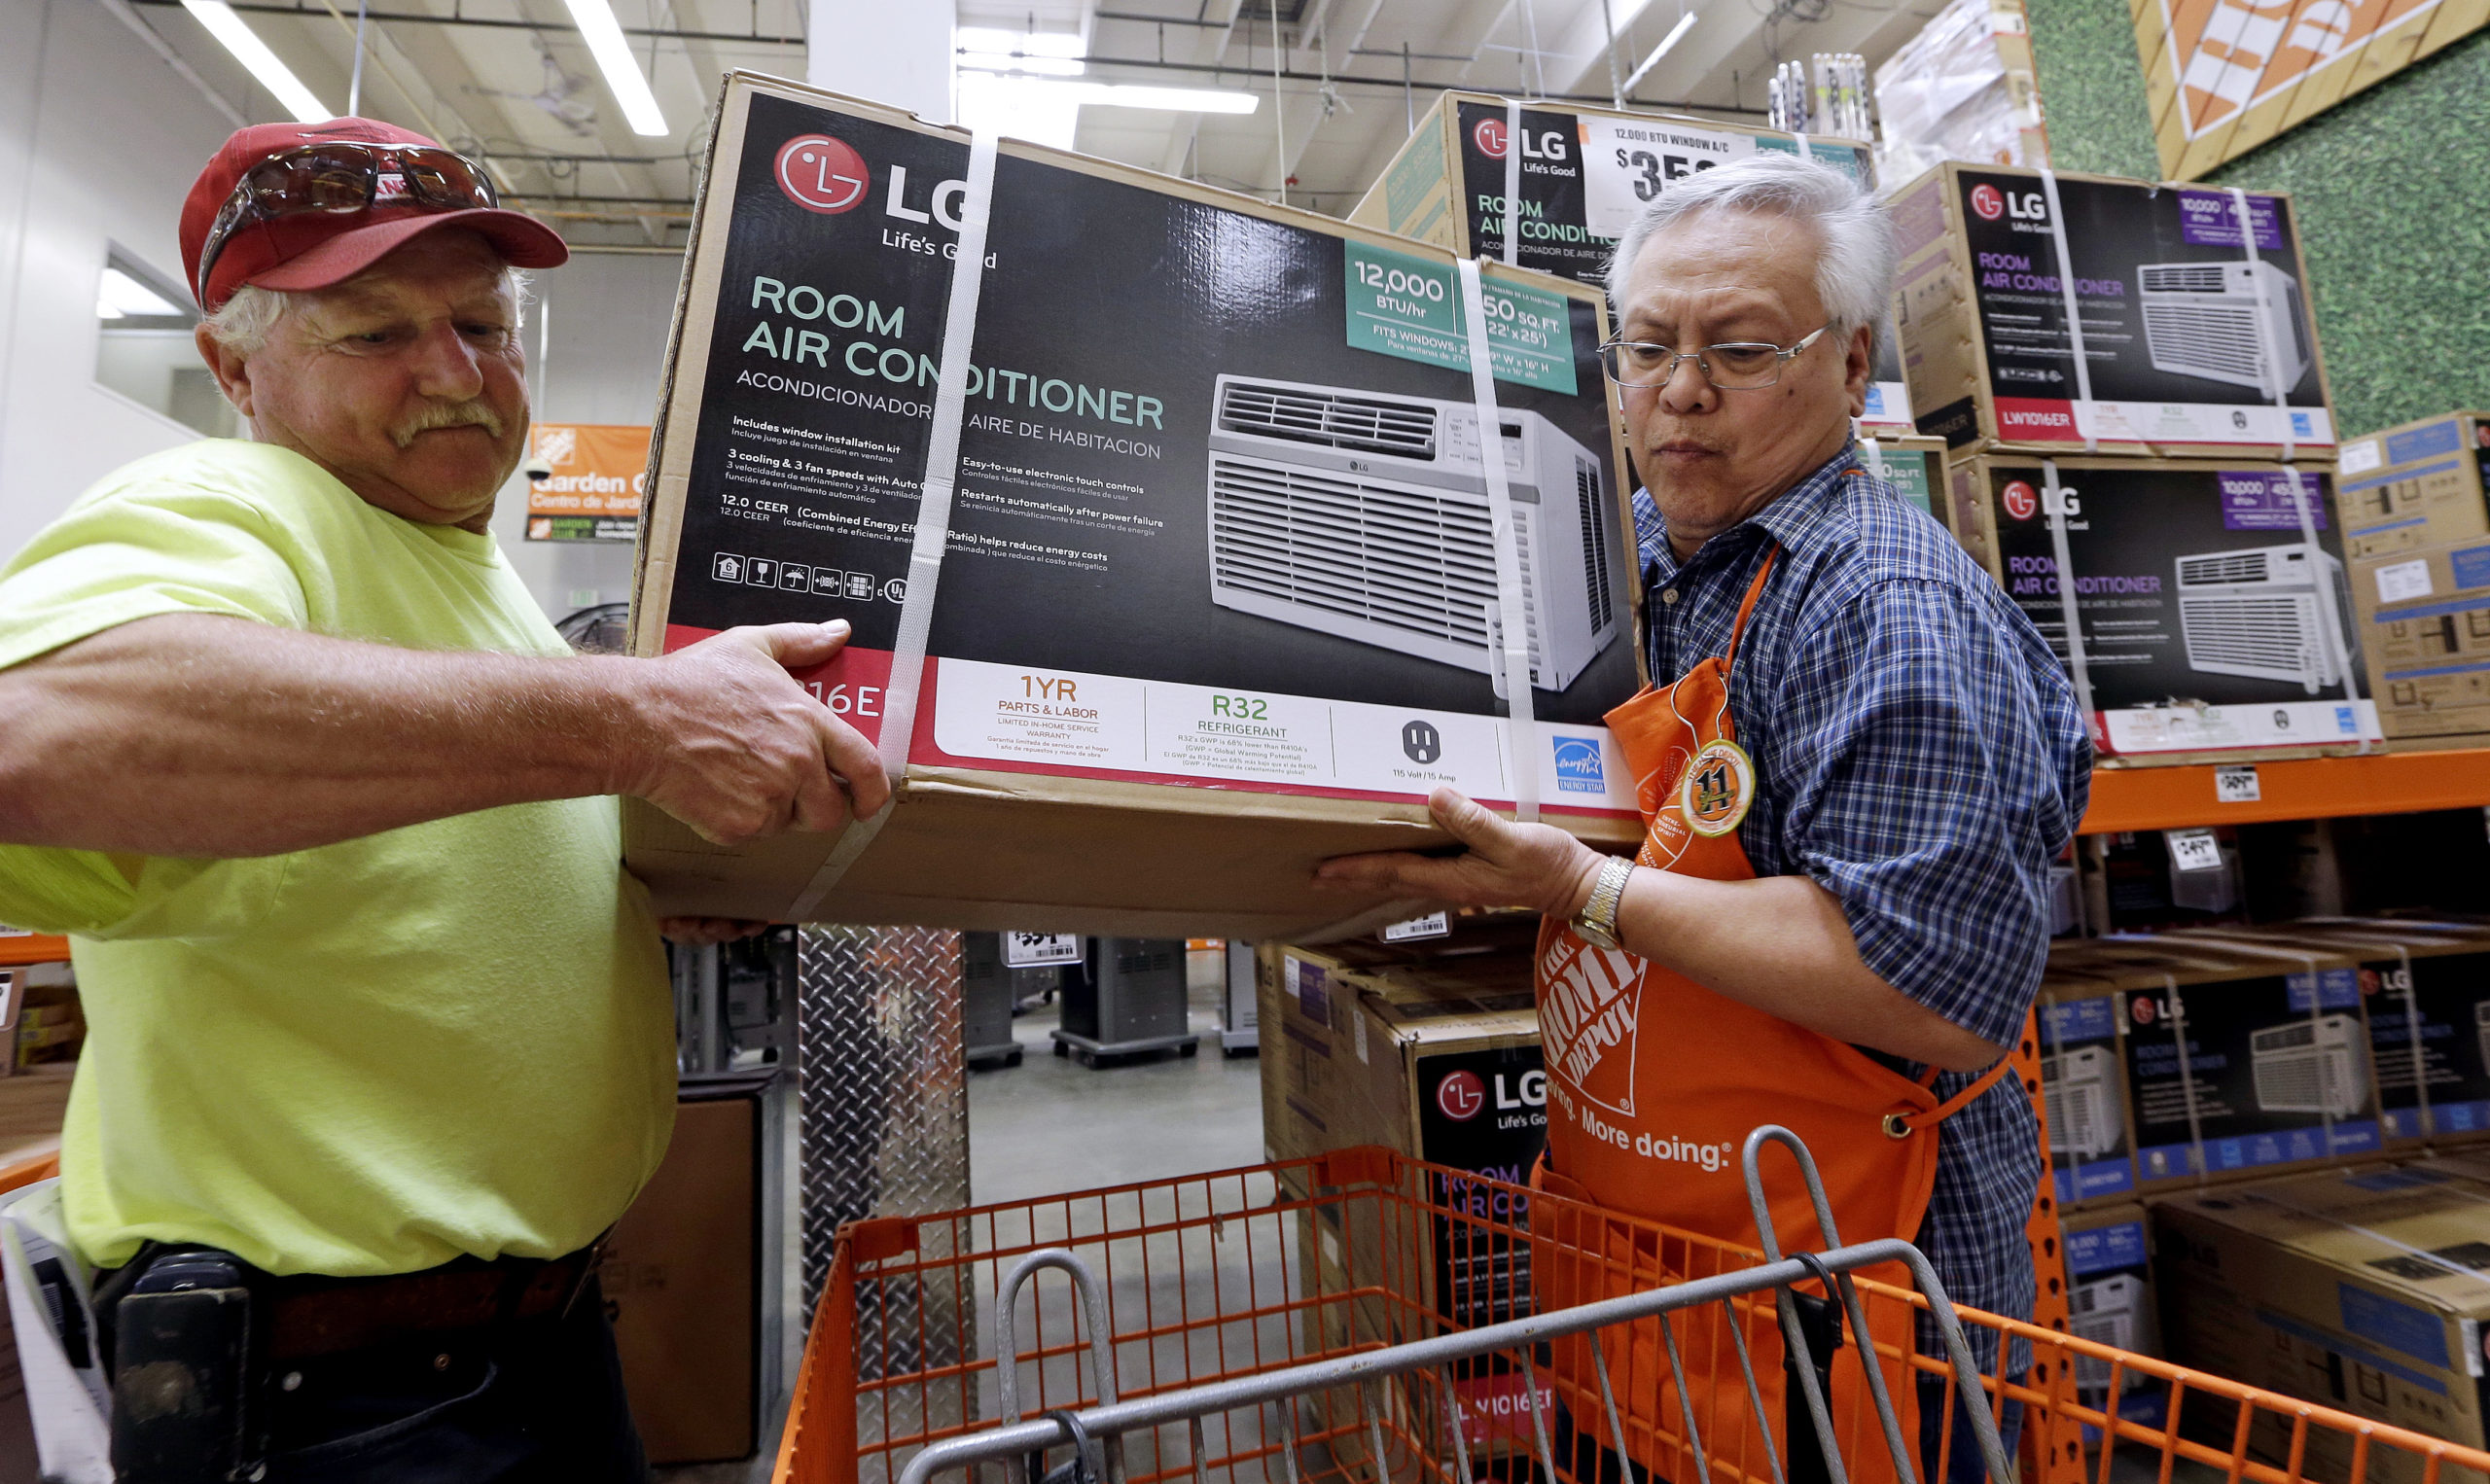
[1321,154,2090,1482]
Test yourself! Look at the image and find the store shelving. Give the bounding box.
[2081,749,2490,834]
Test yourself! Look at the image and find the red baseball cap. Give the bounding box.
[181,117,568,313]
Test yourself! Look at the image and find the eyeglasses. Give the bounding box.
[195,142,499,305]
[1597,326,1831,391]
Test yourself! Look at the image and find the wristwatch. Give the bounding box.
[1569,856,1637,950]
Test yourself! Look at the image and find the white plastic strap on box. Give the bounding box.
[786,131,1000,919]
[1855,419,1886,482]
[1501,99,1521,266]
[1792,129,1815,159]
[2160,972,2212,1185]
[2227,185,2377,754]
[1456,256,1540,823]
[2243,1188,2483,1284]
[2040,459,2101,743]
[2035,169,2098,453]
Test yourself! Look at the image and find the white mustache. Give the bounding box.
[390,401,506,448]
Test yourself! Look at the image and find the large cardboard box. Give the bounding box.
[2154,1164,2490,1484]
[1947,456,2374,760]
[2179,921,2490,1149]
[1888,162,2334,458]
[2352,537,2490,748]
[2048,935,2383,1193]
[2335,412,2490,560]
[1344,92,1914,437]
[626,75,1647,938]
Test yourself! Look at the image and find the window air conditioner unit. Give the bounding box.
[1206,374,1619,693]
[2138,261,2312,396]
[2043,1046,2122,1159]
[2251,1013,2368,1116]
[2070,1273,2145,1393]
[2174,543,2347,693]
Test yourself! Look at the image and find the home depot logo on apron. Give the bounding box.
[1530,542,2011,1484]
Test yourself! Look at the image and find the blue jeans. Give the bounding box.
[255,1276,645,1483]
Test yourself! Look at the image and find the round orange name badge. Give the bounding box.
[1680,739,1756,837]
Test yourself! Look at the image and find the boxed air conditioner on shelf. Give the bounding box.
[2038,970,2136,1207]
[1947,457,2374,761]
[2351,537,2490,749]
[2154,1163,2490,1484]
[1344,93,1916,438]
[2058,1204,2161,1429]
[625,74,1646,938]
[2178,920,2490,1149]
[2048,935,2381,1194]
[2333,410,2490,560]
[1888,162,2334,458]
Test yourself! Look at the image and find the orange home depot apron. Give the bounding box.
[1530,547,2010,1484]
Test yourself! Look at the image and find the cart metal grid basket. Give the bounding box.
[773,1130,2490,1484]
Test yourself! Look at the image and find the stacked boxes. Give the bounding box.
[626,74,1646,937]
[1890,160,2365,763]
[1945,457,2373,760]
[2154,1164,2490,1484]
[2060,1204,2162,1429]
[1347,92,1916,437]
[1889,162,2334,457]
[2041,931,2386,1204]
[2335,412,2490,747]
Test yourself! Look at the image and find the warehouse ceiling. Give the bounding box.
[115,0,1946,254]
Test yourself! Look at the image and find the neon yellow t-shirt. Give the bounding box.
[0,440,675,1276]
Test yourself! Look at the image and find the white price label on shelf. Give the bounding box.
[2167,827,2225,872]
[1004,933,1082,968]
[1380,912,1451,943]
[2214,766,2261,804]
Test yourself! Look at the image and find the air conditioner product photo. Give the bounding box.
[2070,1272,2146,1393]
[2174,543,2349,693]
[2045,1045,2124,1159]
[1207,374,1619,693]
[2138,262,2312,397]
[2251,1014,2369,1116]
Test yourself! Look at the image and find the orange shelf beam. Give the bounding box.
[0,936,70,968]
[2081,748,2490,834]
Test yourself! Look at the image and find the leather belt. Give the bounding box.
[262,1248,601,1361]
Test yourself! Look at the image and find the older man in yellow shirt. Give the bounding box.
[0,118,879,1480]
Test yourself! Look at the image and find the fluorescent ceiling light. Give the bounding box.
[1060,82,1260,115]
[957,73,1084,150]
[97,267,184,320]
[561,0,668,136]
[1623,10,1698,91]
[181,0,330,123]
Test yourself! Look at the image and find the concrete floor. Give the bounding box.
[968,950,1264,1205]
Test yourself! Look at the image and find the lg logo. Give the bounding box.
[2001,479,2039,521]
[776,134,869,214]
[1969,183,2047,223]
[1437,1071,1487,1122]
[1472,117,1567,162]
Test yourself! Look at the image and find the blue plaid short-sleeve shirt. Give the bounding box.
[1633,446,2091,1353]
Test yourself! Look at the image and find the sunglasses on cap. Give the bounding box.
[194,141,499,306]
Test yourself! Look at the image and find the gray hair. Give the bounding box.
[1603,153,1897,344]
[200,266,533,358]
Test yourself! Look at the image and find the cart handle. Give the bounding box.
[993,1248,1123,1484]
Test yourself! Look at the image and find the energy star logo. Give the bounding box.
[775,134,869,214]
[1551,736,1605,794]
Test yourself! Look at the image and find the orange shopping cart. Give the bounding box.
[776,1126,2490,1484]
